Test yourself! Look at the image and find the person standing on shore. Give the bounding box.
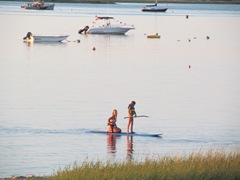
[127,101,137,134]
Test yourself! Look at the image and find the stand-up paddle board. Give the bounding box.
[88,131,162,137]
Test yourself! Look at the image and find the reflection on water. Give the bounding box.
[107,134,117,159]
[126,136,134,161]
[107,134,134,161]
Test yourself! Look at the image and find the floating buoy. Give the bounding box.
[206,36,210,40]
[186,15,189,19]
[189,65,191,69]
[92,47,96,51]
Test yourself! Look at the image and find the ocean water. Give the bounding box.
[0,1,240,177]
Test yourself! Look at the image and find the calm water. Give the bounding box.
[0,1,240,177]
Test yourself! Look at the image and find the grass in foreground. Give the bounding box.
[46,148,240,180]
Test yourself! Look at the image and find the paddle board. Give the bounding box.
[88,131,162,137]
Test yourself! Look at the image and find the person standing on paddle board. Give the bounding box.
[127,101,137,134]
[107,109,121,133]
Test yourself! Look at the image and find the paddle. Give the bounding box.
[124,115,149,119]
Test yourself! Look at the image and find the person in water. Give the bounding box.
[107,109,121,133]
[127,101,137,134]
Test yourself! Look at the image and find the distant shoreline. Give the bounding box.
[2,0,240,4]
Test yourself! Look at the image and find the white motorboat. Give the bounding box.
[21,0,54,10]
[23,32,68,43]
[79,16,135,35]
[142,1,168,12]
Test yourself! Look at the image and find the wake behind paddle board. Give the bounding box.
[88,131,162,137]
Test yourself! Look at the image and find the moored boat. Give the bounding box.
[142,2,168,12]
[147,33,161,38]
[21,0,55,10]
[23,32,69,43]
[79,16,135,35]
[32,35,69,42]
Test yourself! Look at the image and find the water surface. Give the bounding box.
[0,1,240,177]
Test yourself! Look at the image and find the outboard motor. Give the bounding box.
[78,26,89,34]
[23,32,32,40]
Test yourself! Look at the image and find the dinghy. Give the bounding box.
[23,32,68,43]
[147,34,161,39]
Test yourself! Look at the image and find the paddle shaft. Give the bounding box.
[124,115,149,119]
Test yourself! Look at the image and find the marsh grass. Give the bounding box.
[46,148,240,180]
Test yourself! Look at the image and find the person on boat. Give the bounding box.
[127,101,137,134]
[23,32,34,43]
[78,26,89,34]
[107,109,121,133]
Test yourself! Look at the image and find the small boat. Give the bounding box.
[21,0,55,10]
[88,131,162,137]
[142,1,168,12]
[147,33,161,39]
[23,32,68,43]
[79,16,135,35]
[32,35,68,42]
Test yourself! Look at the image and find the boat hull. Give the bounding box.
[88,26,134,35]
[147,34,160,38]
[142,7,168,12]
[21,4,54,10]
[31,35,68,42]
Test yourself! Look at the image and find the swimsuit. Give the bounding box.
[128,105,135,116]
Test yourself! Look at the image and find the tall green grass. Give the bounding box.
[46,148,240,180]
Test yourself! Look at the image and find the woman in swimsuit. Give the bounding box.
[107,109,121,133]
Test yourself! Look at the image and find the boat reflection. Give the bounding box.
[107,134,134,161]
